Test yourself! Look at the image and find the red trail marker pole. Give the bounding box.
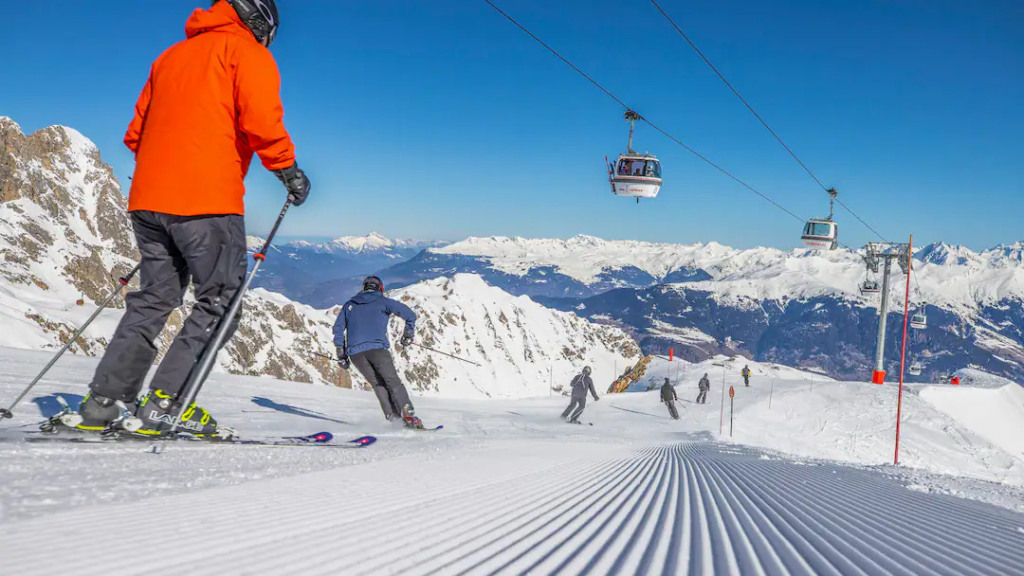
[729,386,735,437]
[719,368,726,435]
[894,235,914,465]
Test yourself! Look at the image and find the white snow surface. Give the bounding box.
[433,235,1024,309]
[1,347,1023,574]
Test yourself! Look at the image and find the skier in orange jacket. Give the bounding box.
[76,0,310,437]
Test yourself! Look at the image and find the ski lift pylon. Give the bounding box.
[607,110,661,201]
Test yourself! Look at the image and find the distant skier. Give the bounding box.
[72,0,309,437]
[697,373,710,404]
[742,365,751,387]
[661,377,679,419]
[561,366,599,424]
[334,276,423,428]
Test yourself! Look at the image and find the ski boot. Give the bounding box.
[133,389,223,438]
[401,404,423,429]
[40,393,130,433]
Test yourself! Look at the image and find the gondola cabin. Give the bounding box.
[801,219,838,250]
[908,362,922,376]
[608,154,661,199]
[859,280,880,295]
[910,313,927,330]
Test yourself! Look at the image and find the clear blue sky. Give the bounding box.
[3,1,1022,250]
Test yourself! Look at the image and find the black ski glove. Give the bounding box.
[400,334,414,347]
[336,346,350,370]
[274,163,311,206]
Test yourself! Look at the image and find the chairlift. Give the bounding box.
[607,110,661,202]
[801,188,839,250]
[910,312,927,330]
[859,280,880,295]
[908,362,922,376]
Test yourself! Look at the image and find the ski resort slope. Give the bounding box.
[1,347,1024,575]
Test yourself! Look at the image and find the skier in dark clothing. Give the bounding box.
[742,365,751,387]
[334,276,422,428]
[696,373,710,404]
[73,0,309,437]
[561,366,599,423]
[661,377,679,419]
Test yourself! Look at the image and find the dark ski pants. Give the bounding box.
[561,396,587,422]
[351,348,413,418]
[744,377,750,387]
[696,390,708,404]
[89,211,247,402]
[665,400,679,419]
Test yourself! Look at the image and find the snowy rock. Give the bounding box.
[347,274,641,398]
[0,119,342,386]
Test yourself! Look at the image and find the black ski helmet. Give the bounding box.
[362,276,384,293]
[226,0,279,47]
[582,366,592,376]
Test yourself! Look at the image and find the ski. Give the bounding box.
[22,427,376,448]
[413,424,443,431]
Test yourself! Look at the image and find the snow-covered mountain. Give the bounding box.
[0,117,342,384]
[391,235,1024,306]
[0,118,639,397]
[366,235,1024,382]
[363,274,641,398]
[248,233,447,306]
[289,232,445,257]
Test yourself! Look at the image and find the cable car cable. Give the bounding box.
[650,0,891,243]
[650,0,827,192]
[483,0,804,223]
[483,0,631,111]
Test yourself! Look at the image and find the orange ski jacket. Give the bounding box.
[125,1,296,216]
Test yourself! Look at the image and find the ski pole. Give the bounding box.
[167,199,292,435]
[410,342,481,366]
[0,263,141,420]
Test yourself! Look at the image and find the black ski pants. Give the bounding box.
[561,396,588,422]
[696,390,708,404]
[90,211,247,402]
[351,348,413,418]
[665,399,679,419]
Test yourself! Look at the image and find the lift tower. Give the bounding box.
[864,242,912,384]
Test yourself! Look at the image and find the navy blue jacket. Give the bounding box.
[333,290,417,356]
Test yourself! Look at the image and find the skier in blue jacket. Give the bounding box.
[333,276,422,427]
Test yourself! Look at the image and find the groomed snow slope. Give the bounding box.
[1,348,1023,574]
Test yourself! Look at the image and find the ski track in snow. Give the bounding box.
[2,441,1023,575]
[3,348,1024,575]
